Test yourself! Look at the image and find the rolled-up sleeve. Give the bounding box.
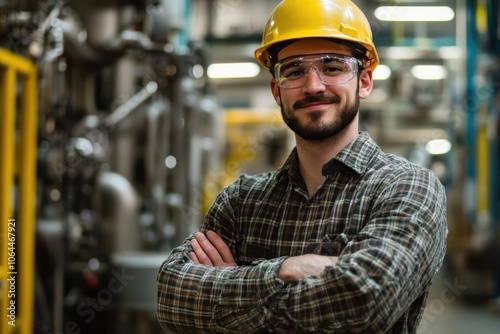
[157,180,288,333]
[157,243,286,333]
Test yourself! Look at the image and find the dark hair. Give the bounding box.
[267,39,299,71]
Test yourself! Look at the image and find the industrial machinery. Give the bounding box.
[0,0,220,333]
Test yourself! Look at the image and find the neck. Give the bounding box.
[295,122,359,195]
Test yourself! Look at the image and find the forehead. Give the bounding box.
[278,38,352,61]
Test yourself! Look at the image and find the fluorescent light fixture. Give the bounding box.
[425,139,452,155]
[384,46,423,60]
[207,62,260,79]
[374,6,455,22]
[411,65,448,80]
[373,65,392,80]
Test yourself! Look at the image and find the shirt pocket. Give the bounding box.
[305,233,351,256]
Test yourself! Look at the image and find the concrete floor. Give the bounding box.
[418,271,500,334]
[419,301,500,334]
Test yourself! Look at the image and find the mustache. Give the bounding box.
[293,95,340,109]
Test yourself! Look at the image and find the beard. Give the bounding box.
[280,90,360,141]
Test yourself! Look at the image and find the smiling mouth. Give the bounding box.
[293,96,340,110]
[302,102,330,109]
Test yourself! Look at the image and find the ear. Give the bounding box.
[358,68,373,99]
[270,79,281,106]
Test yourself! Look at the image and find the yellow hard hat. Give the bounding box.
[254,0,379,71]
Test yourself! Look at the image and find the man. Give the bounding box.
[157,0,448,333]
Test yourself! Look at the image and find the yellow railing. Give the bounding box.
[0,48,37,334]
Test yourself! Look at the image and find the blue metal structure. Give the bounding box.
[465,0,478,226]
[486,0,500,299]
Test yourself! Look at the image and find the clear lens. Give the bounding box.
[274,53,363,89]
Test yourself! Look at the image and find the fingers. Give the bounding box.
[190,236,214,266]
[189,251,200,263]
[189,231,236,267]
[195,232,221,265]
[205,231,236,265]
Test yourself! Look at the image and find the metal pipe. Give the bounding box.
[94,172,141,253]
[59,18,104,64]
[183,77,203,238]
[169,73,189,246]
[102,81,158,128]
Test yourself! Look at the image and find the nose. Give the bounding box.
[302,67,326,93]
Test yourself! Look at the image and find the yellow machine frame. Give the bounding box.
[0,48,37,334]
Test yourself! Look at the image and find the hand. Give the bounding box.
[278,254,338,283]
[189,231,237,267]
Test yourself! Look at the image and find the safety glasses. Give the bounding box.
[273,53,364,89]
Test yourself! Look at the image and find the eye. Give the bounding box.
[321,62,349,76]
[282,66,306,79]
[324,65,343,74]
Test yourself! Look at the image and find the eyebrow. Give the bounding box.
[283,53,350,63]
[281,54,348,68]
[279,59,305,72]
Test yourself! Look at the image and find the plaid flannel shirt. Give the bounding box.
[157,131,448,333]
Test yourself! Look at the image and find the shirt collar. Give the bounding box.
[322,131,380,176]
[276,147,301,183]
[277,132,380,180]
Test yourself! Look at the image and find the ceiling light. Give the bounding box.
[384,46,423,60]
[411,65,448,80]
[374,6,455,22]
[425,139,452,155]
[373,65,392,80]
[207,62,260,79]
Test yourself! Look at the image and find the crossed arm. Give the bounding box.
[157,170,448,333]
[189,230,338,283]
